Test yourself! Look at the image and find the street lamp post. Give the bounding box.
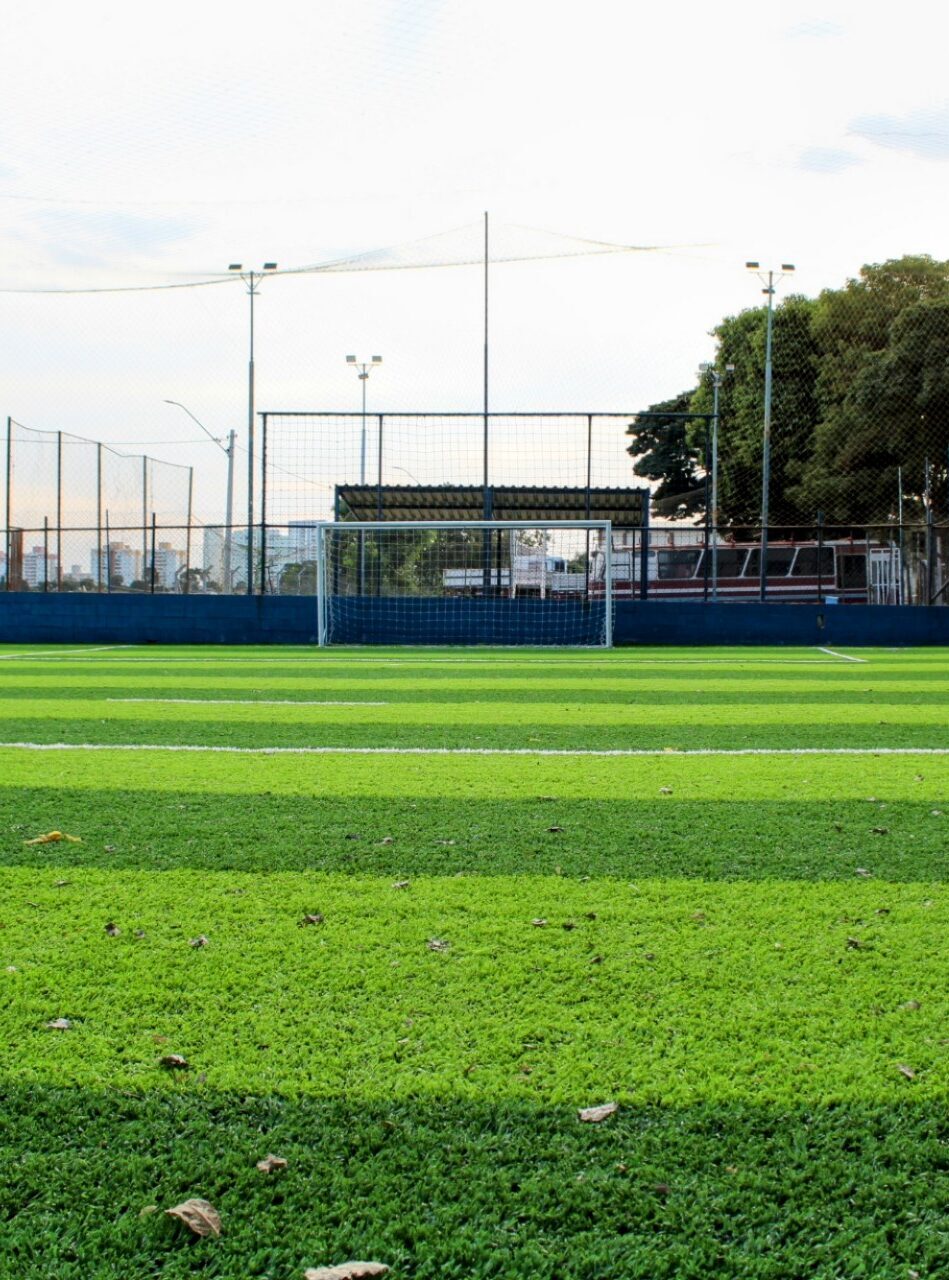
[163,400,236,592]
[346,355,382,594]
[746,261,794,601]
[229,262,278,592]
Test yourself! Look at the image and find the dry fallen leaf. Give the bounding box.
[299,913,324,927]
[547,825,564,833]
[165,1198,221,1238]
[24,831,82,845]
[426,938,450,952]
[391,880,410,890]
[854,868,872,877]
[531,918,548,927]
[104,922,121,937]
[897,1064,916,1080]
[871,827,889,835]
[256,1154,288,1173]
[189,935,210,948]
[45,1018,71,1031]
[159,1054,189,1070]
[303,1264,389,1280]
[379,836,394,845]
[901,1000,921,1011]
[578,1101,619,1123]
[562,920,576,931]
[845,937,864,950]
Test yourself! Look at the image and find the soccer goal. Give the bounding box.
[315,520,614,647]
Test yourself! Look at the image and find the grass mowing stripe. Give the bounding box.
[1,744,946,798]
[2,868,945,1103]
[4,1089,945,1280]
[4,788,947,880]
[107,697,391,706]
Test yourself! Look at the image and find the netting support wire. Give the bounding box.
[604,526,614,650]
[104,509,111,594]
[584,414,593,598]
[42,516,49,593]
[96,443,103,593]
[816,511,825,604]
[3,418,11,591]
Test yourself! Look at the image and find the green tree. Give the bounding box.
[626,391,703,519]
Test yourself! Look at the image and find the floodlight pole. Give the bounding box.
[229,262,277,593]
[346,356,382,594]
[698,362,734,601]
[746,261,794,602]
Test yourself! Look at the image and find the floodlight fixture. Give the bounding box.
[745,261,759,270]
[372,355,383,364]
[346,355,357,363]
[263,262,278,271]
[228,263,242,271]
[781,263,795,272]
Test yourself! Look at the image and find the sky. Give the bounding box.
[2,0,949,524]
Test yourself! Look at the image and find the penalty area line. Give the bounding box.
[818,647,867,663]
[0,742,947,758]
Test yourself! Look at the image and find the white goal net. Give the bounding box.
[316,520,613,646]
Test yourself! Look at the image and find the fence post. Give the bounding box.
[816,511,824,604]
[184,466,193,595]
[96,443,103,592]
[4,418,11,592]
[259,414,267,595]
[142,456,149,594]
[56,432,63,589]
[150,512,157,594]
[105,510,111,593]
[43,516,49,592]
[638,500,650,600]
[927,506,935,605]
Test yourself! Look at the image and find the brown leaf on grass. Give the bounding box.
[159,1054,189,1070]
[653,1182,671,1196]
[24,831,82,845]
[546,825,564,833]
[562,920,576,931]
[901,1000,921,1011]
[104,922,121,937]
[45,1018,71,1031]
[845,937,864,950]
[531,918,548,927]
[299,913,324,927]
[585,912,598,921]
[391,880,410,890]
[854,868,872,877]
[189,935,210,948]
[871,827,889,835]
[303,1264,389,1280]
[426,938,450,952]
[256,1154,288,1173]
[897,1064,916,1080]
[53,880,71,888]
[589,954,604,965]
[658,787,673,795]
[379,836,394,845]
[578,1101,619,1123]
[164,1198,221,1237]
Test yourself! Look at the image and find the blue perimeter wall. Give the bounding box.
[1,593,948,646]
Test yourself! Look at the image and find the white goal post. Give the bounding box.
[312,519,614,647]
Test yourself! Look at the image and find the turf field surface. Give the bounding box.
[0,644,946,1279]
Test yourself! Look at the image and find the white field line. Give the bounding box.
[818,647,867,663]
[107,698,389,706]
[0,645,131,661]
[1,742,948,758]
[34,656,857,668]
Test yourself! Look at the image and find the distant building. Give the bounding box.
[22,545,59,588]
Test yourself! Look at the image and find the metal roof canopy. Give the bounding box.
[334,484,647,526]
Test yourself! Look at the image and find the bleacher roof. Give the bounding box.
[335,484,647,525]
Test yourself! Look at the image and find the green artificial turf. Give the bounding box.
[0,644,946,1278]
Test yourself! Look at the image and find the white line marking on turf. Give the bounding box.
[0,742,947,757]
[0,646,131,661]
[818,647,867,663]
[107,698,389,706]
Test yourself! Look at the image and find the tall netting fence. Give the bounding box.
[261,412,640,524]
[3,418,193,592]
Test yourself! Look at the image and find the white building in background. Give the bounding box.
[91,542,142,586]
[151,542,186,590]
[22,545,59,588]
